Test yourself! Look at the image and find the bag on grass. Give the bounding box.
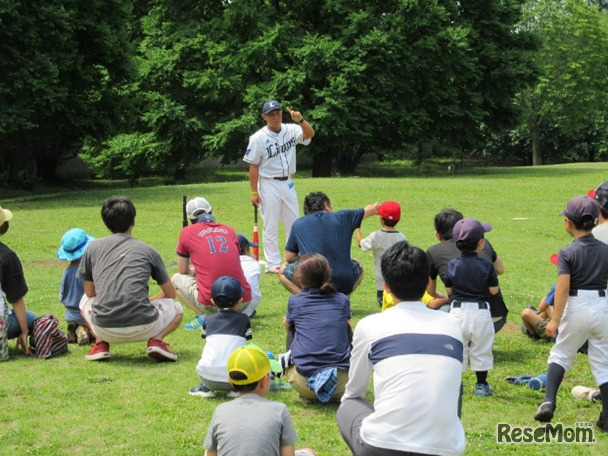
[31,313,68,359]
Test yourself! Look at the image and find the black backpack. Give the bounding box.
[30,314,68,359]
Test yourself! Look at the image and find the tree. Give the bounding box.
[0,0,134,185]
[206,0,537,176]
[88,0,537,178]
[518,0,608,165]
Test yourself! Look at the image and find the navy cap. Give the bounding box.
[197,213,216,223]
[237,233,258,253]
[559,195,598,223]
[211,276,243,308]
[262,100,281,114]
[452,217,492,244]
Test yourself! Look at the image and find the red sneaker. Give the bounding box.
[147,338,177,362]
[86,341,110,361]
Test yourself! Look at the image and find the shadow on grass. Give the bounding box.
[494,347,534,364]
[6,160,608,202]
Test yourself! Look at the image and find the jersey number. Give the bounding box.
[206,236,229,254]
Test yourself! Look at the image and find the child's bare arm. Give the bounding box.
[279,445,296,456]
[355,227,363,247]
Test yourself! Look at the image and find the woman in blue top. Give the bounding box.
[283,254,351,403]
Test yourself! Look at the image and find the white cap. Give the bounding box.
[186,197,212,220]
[0,206,13,225]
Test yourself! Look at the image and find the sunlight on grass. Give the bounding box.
[2,162,608,454]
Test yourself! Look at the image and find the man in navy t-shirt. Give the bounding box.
[279,192,379,295]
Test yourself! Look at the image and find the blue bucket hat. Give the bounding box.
[57,228,95,261]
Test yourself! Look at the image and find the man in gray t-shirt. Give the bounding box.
[77,196,183,362]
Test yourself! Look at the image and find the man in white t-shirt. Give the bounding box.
[237,233,261,317]
[243,100,314,274]
[337,241,465,456]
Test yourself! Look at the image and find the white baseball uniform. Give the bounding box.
[243,123,308,271]
[548,235,608,385]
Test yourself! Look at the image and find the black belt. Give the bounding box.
[273,176,289,181]
[451,301,488,310]
[569,289,606,297]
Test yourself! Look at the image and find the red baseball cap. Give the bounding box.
[378,201,401,221]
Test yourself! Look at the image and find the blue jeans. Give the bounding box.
[7,310,37,339]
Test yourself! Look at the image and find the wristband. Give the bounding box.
[298,119,305,124]
[251,191,258,195]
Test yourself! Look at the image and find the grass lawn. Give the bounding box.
[2,161,608,455]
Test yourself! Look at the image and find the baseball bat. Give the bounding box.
[253,206,259,261]
[182,195,188,228]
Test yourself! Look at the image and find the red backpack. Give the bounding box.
[31,314,68,359]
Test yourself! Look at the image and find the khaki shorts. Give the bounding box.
[172,273,249,315]
[534,319,549,339]
[286,365,348,402]
[80,296,183,343]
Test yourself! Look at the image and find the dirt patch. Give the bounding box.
[26,260,63,267]
[500,321,522,334]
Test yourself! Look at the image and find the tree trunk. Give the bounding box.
[415,142,425,166]
[36,153,58,181]
[312,149,334,177]
[335,145,365,175]
[532,116,542,166]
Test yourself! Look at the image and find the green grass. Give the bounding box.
[2,162,608,455]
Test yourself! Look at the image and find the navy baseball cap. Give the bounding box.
[237,233,258,252]
[262,100,282,114]
[452,217,492,244]
[211,276,243,308]
[197,213,216,223]
[559,195,598,223]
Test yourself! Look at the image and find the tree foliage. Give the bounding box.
[5,0,606,183]
[0,0,134,185]
[517,0,608,165]
[84,0,537,178]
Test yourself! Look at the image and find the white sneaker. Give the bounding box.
[189,383,216,398]
[571,386,599,402]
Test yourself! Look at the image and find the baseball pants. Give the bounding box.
[259,177,299,271]
[548,291,608,385]
[449,301,494,372]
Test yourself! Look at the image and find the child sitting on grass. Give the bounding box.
[283,253,351,403]
[204,344,315,456]
[521,254,558,342]
[190,276,252,399]
[57,228,95,345]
